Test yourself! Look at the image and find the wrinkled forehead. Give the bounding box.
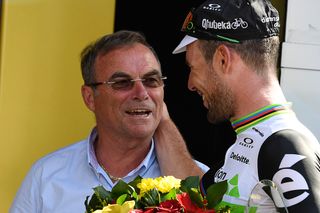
[95,44,161,78]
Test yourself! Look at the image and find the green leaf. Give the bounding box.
[129,186,138,200]
[180,176,200,192]
[84,186,112,212]
[127,176,142,194]
[180,176,205,208]
[111,180,133,199]
[93,185,111,200]
[188,187,204,208]
[161,188,177,201]
[116,194,128,205]
[206,180,228,209]
[140,189,160,207]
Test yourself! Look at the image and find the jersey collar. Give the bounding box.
[231,103,292,134]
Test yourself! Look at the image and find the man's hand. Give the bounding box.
[154,102,205,179]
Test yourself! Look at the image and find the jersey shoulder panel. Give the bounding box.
[258,129,320,212]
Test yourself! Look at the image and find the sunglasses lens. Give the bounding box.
[143,76,164,88]
[111,79,133,90]
[109,76,166,91]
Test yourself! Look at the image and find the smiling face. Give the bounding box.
[83,43,164,140]
[186,41,235,123]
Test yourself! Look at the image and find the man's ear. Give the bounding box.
[213,44,232,74]
[81,85,95,111]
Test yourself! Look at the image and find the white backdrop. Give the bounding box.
[280,0,320,140]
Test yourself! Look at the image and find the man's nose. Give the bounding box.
[132,80,149,100]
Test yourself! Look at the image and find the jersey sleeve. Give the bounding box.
[258,129,320,212]
[200,160,224,196]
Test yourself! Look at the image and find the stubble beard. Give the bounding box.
[206,78,234,124]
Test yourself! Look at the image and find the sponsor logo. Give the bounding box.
[182,11,194,32]
[202,18,248,30]
[252,127,264,137]
[261,16,279,23]
[239,137,254,149]
[203,3,221,11]
[215,169,227,181]
[273,154,309,207]
[230,152,250,164]
[261,16,280,29]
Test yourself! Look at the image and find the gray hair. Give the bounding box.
[80,30,161,85]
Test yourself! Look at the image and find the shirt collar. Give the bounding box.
[87,127,156,178]
[87,127,99,170]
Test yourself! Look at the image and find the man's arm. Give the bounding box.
[154,103,205,179]
[258,130,320,212]
[10,164,39,213]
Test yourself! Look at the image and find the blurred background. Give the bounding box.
[1,0,319,212]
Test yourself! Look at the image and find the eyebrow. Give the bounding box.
[142,70,162,78]
[109,69,162,79]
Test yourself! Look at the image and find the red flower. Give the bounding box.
[129,210,144,213]
[158,200,183,212]
[176,193,215,213]
[142,200,183,213]
[143,209,155,213]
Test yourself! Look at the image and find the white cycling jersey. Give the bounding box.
[201,103,320,213]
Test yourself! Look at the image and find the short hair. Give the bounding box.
[80,30,161,85]
[198,36,280,77]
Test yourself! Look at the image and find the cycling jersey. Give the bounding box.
[200,104,320,213]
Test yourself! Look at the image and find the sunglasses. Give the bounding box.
[86,75,167,91]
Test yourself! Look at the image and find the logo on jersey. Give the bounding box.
[252,127,264,137]
[227,174,240,198]
[238,137,254,149]
[230,152,250,164]
[273,154,309,207]
[215,169,227,181]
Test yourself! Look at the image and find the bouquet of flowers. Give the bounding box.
[84,175,230,213]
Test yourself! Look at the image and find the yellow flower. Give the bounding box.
[156,176,181,193]
[137,177,156,195]
[137,176,181,195]
[92,201,135,213]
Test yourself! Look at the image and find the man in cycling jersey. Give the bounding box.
[155,0,320,212]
